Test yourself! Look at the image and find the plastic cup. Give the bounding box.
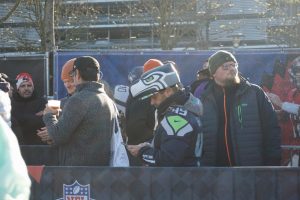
[48,100,61,109]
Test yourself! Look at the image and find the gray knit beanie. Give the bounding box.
[208,50,237,75]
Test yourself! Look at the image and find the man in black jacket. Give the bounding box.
[11,72,47,144]
[126,60,162,146]
[200,50,281,166]
[124,60,162,166]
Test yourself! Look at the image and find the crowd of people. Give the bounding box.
[2,49,295,198]
[1,51,284,167]
[3,50,297,176]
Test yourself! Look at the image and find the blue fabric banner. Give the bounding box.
[53,49,300,99]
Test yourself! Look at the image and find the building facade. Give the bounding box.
[0,0,299,51]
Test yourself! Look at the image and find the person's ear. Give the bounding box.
[76,69,81,79]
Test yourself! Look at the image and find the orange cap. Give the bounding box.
[143,59,163,72]
[61,58,76,81]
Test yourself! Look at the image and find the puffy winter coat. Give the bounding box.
[200,79,281,166]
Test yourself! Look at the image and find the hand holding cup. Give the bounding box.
[44,99,61,115]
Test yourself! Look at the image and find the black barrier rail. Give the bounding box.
[21,145,58,165]
[28,166,300,200]
[21,145,300,199]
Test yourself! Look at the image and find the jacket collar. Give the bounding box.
[202,76,251,100]
[76,81,105,94]
[157,90,188,120]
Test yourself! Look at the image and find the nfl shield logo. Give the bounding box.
[57,180,94,200]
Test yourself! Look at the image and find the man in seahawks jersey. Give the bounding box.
[127,62,203,166]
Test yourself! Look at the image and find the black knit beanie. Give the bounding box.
[208,50,237,75]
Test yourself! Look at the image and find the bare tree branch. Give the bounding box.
[0,0,22,24]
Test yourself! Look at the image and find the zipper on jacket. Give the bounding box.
[237,104,243,128]
[223,88,232,166]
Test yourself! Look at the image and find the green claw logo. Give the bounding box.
[145,76,154,83]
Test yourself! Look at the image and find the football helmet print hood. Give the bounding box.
[130,63,180,99]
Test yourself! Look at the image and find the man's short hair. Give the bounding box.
[72,56,100,81]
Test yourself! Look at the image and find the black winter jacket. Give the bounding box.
[11,92,47,145]
[125,93,155,145]
[200,79,281,166]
